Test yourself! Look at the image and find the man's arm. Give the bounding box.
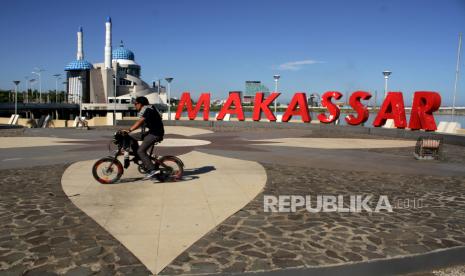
[127,117,145,132]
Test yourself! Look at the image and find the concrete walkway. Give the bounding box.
[61,151,266,274]
[3,125,465,275]
[0,137,87,148]
[163,126,213,136]
[250,138,416,149]
[0,126,212,149]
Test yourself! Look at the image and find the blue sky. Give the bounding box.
[1,0,464,105]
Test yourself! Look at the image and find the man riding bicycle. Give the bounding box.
[125,96,164,179]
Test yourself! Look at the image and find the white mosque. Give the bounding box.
[64,17,166,107]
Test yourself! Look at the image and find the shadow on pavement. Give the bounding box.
[113,166,217,184]
[183,166,216,176]
[177,165,217,181]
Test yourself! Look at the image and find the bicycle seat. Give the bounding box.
[151,137,163,146]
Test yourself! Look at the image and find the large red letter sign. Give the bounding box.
[282,93,310,123]
[408,91,441,131]
[318,91,342,124]
[252,92,280,121]
[345,91,372,126]
[373,92,407,128]
[217,92,245,121]
[175,92,211,120]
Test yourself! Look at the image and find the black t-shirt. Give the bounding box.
[139,106,164,136]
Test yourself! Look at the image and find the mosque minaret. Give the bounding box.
[65,17,165,107]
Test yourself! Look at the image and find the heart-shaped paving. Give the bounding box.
[61,150,266,274]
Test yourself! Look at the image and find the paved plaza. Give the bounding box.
[1,124,465,275]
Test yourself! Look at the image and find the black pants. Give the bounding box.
[129,132,162,172]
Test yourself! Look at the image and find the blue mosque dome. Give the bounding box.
[65,60,93,71]
[112,41,135,61]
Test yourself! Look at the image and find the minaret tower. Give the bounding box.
[104,17,112,69]
[102,17,114,101]
[77,26,84,60]
[65,26,93,104]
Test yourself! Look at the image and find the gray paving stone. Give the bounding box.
[64,266,93,276]
[3,126,465,276]
[0,165,151,275]
[160,163,465,275]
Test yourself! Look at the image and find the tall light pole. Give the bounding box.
[56,77,62,103]
[13,81,20,115]
[453,33,462,120]
[382,70,392,99]
[165,77,173,120]
[113,74,117,126]
[53,74,61,103]
[78,76,83,120]
[32,68,45,103]
[63,81,68,103]
[273,75,280,114]
[24,76,29,103]
[29,79,36,103]
[59,77,63,102]
[156,79,162,94]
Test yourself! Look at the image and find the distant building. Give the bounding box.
[64,18,166,106]
[308,93,320,107]
[229,91,243,99]
[152,81,166,94]
[243,81,270,104]
[245,81,270,96]
[242,95,254,104]
[212,99,225,106]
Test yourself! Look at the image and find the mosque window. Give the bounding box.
[126,68,140,77]
[119,78,132,86]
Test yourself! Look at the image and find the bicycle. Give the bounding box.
[92,130,184,184]
[75,117,89,129]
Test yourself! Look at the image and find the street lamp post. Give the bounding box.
[273,75,280,114]
[62,81,68,103]
[113,74,117,126]
[382,70,392,99]
[13,81,20,115]
[32,68,45,103]
[77,76,83,120]
[157,79,161,94]
[24,76,29,103]
[53,74,61,103]
[453,33,462,120]
[57,77,62,102]
[29,79,36,103]
[165,77,173,120]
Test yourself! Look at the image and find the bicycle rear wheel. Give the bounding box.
[92,157,124,184]
[159,156,183,182]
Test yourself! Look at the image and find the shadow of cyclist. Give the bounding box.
[115,166,217,184]
[183,166,216,177]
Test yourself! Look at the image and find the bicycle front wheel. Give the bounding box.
[92,157,124,184]
[159,156,184,181]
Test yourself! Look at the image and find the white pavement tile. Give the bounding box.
[250,137,416,149]
[0,137,88,148]
[62,150,266,274]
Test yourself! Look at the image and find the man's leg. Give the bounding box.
[129,132,142,158]
[137,133,159,172]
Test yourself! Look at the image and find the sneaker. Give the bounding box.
[124,159,130,169]
[144,170,158,179]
